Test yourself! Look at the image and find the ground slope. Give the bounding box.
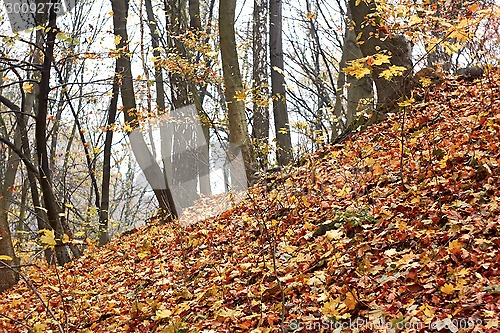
[1,69,499,332]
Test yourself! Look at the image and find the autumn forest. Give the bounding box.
[0,0,499,332]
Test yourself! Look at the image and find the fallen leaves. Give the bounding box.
[1,69,500,332]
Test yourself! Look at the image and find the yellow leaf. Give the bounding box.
[216,307,244,320]
[33,322,47,333]
[39,229,56,248]
[440,283,455,295]
[322,297,345,316]
[336,185,350,197]
[114,35,122,45]
[379,65,407,81]
[448,239,463,255]
[409,14,422,26]
[343,60,371,79]
[420,303,435,318]
[364,157,375,166]
[123,123,134,133]
[155,308,172,320]
[325,229,343,241]
[344,291,357,310]
[0,255,13,261]
[22,82,34,93]
[283,244,297,254]
[372,53,392,66]
[62,234,70,244]
[234,90,247,102]
[138,251,149,259]
[306,12,316,19]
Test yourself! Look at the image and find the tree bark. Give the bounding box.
[270,0,292,165]
[348,0,412,123]
[335,5,374,132]
[220,0,256,188]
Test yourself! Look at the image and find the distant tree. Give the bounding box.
[270,0,292,165]
[252,0,270,169]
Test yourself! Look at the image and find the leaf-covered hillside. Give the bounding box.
[1,69,499,332]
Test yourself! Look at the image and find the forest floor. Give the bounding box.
[1,69,500,332]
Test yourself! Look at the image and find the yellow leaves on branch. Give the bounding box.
[379,65,407,81]
[344,53,405,80]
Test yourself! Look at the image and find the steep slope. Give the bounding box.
[1,69,499,332]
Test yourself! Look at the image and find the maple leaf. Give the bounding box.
[22,82,34,93]
[234,90,247,102]
[440,283,455,295]
[379,65,407,80]
[371,53,392,66]
[155,308,172,320]
[343,59,371,79]
[38,229,56,248]
[113,35,122,45]
[325,229,343,241]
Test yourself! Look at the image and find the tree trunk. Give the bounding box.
[0,130,20,292]
[188,0,211,197]
[270,0,292,165]
[252,0,270,169]
[111,0,177,219]
[335,5,374,132]
[36,6,71,265]
[220,0,256,188]
[98,70,119,246]
[348,0,412,123]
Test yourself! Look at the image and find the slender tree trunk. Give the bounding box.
[36,6,71,265]
[111,0,177,219]
[98,71,119,246]
[220,0,256,188]
[270,0,292,165]
[252,0,270,169]
[188,0,211,197]
[164,0,199,211]
[0,130,20,292]
[15,89,54,263]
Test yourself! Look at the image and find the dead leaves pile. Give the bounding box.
[1,70,499,332]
